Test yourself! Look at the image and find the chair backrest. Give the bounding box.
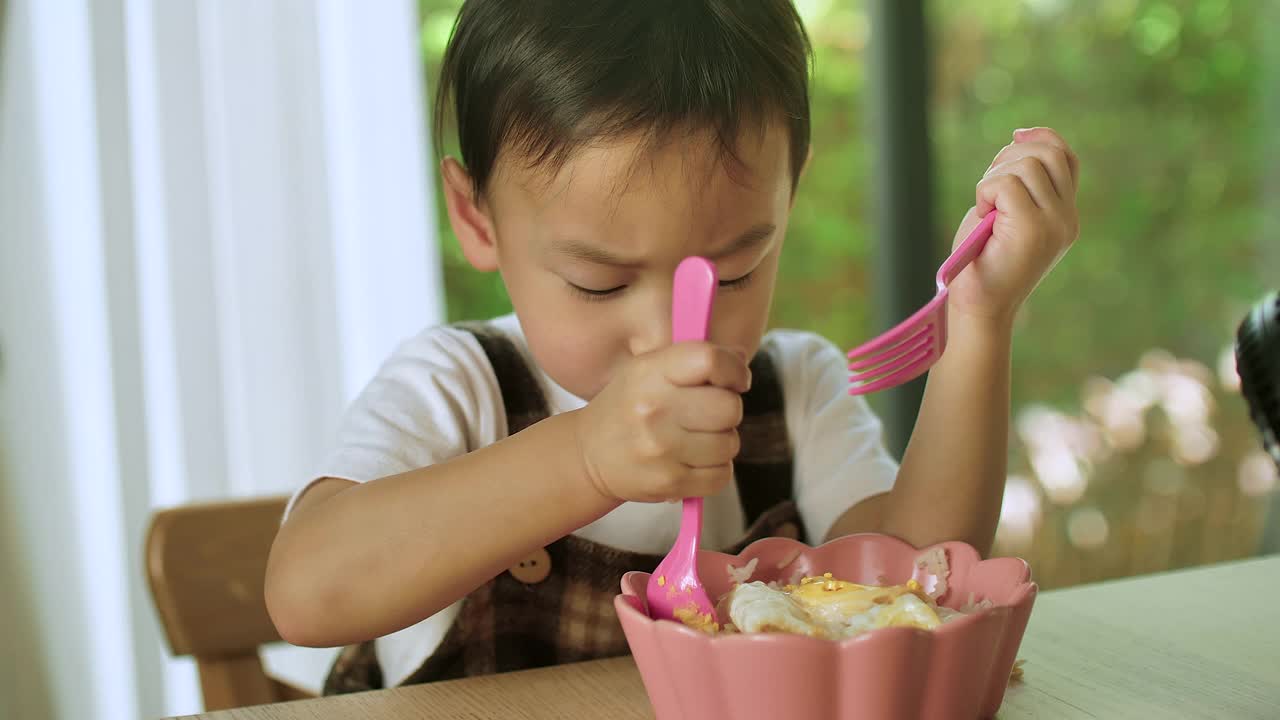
[145,495,312,710]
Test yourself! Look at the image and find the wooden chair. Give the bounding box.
[145,495,317,711]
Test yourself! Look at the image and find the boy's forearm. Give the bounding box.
[266,409,619,647]
[880,312,1013,556]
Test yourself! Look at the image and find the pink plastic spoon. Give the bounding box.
[645,256,719,625]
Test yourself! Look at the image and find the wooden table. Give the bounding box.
[176,555,1280,719]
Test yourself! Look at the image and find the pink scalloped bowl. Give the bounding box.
[614,534,1036,720]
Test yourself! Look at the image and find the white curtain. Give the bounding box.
[0,0,442,717]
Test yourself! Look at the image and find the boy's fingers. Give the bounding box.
[683,465,735,498]
[1014,126,1069,150]
[1014,127,1079,188]
[662,343,751,391]
[985,143,1075,200]
[976,172,1037,219]
[680,429,741,468]
[987,156,1057,210]
[677,387,744,431]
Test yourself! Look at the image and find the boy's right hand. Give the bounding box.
[573,343,751,504]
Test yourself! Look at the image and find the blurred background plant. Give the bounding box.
[417,0,1277,589]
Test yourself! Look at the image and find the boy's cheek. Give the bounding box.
[520,308,617,400]
[714,268,778,356]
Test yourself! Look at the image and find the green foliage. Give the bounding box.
[928,0,1270,411]
[420,0,512,320]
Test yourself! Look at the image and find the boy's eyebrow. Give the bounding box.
[551,239,640,267]
[551,223,777,267]
[711,223,776,260]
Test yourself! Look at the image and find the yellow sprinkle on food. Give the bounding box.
[674,603,720,635]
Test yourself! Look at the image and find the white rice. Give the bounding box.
[725,557,760,585]
[913,547,950,600]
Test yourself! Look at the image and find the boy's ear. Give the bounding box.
[441,157,499,272]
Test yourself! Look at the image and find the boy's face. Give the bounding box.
[445,123,795,401]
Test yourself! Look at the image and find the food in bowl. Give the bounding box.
[723,574,943,639]
[672,603,720,633]
[615,536,1038,720]
[676,545,990,639]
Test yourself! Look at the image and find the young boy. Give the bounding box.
[265,0,1079,692]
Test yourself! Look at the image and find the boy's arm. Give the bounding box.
[266,340,749,649]
[826,127,1079,555]
[266,410,619,648]
[824,313,1011,555]
[888,314,1013,555]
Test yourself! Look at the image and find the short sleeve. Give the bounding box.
[278,325,505,686]
[767,330,899,543]
[284,326,506,518]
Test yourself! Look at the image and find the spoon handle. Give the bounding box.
[671,257,717,562]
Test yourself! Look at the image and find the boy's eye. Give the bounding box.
[567,270,754,302]
[567,282,626,301]
[719,270,755,291]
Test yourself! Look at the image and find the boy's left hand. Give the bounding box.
[946,127,1080,327]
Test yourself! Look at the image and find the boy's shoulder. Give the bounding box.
[361,317,525,405]
[395,320,837,373]
[759,328,845,369]
[758,328,858,419]
[385,314,525,366]
[374,314,549,403]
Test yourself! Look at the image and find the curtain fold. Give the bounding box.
[0,1,440,716]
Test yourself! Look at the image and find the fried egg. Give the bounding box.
[725,574,942,640]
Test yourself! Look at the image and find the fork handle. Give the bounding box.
[936,210,997,289]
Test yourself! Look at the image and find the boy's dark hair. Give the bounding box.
[434,0,812,199]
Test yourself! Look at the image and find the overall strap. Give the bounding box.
[457,322,796,530]
[734,349,797,529]
[454,322,552,435]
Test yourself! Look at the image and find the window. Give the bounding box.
[930,0,1276,586]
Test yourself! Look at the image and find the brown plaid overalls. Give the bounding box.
[323,323,806,693]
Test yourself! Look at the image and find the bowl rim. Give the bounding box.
[615,532,1037,646]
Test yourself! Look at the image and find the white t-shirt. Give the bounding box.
[292,313,898,686]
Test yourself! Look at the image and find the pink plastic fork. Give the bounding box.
[847,210,997,395]
[646,256,719,625]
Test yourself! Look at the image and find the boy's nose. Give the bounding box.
[628,300,672,356]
